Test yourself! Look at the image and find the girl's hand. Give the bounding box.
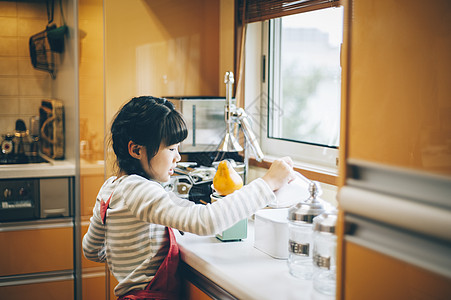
[261,157,295,191]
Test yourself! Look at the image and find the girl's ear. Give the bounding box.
[128,141,143,159]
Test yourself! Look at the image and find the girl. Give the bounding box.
[82,96,294,299]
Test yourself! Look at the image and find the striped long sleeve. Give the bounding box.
[82,174,275,296]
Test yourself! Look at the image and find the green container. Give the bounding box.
[211,192,248,242]
[216,218,247,242]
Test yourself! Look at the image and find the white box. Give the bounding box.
[254,208,289,259]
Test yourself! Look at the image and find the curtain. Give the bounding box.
[240,0,340,23]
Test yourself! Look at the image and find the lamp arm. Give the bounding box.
[236,108,265,162]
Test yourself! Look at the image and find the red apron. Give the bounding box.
[117,227,182,300]
[101,192,182,300]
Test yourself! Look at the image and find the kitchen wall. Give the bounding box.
[0,0,78,163]
[104,0,234,176]
[0,1,51,134]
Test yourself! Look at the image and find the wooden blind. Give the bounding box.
[238,0,340,23]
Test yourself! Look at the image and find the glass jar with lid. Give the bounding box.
[287,181,324,279]
[312,209,338,295]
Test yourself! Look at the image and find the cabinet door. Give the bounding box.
[184,281,213,300]
[344,241,451,300]
[83,274,106,300]
[0,224,73,276]
[109,272,119,300]
[0,279,74,300]
[346,0,451,176]
[81,174,105,217]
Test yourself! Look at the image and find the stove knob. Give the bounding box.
[3,188,12,199]
[19,187,28,197]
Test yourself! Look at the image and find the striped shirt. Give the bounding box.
[82,174,275,296]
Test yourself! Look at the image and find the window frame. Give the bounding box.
[244,13,341,174]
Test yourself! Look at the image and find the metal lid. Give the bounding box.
[288,181,324,223]
[313,209,338,233]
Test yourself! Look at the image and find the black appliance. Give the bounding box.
[0,177,73,222]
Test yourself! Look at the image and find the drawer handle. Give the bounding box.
[43,208,66,216]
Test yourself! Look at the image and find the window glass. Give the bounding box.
[268,7,343,148]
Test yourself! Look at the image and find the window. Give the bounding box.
[245,6,343,171]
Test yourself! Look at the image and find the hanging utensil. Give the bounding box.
[28,0,67,78]
[46,0,67,53]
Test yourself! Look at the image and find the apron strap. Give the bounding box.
[100,191,114,225]
[146,227,180,292]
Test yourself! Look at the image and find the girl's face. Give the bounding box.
[141,143,181,182]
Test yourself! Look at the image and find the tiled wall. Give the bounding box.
[0,1,51,136]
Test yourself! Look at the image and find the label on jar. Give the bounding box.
[289,239,309,256]
[313,253,331,269]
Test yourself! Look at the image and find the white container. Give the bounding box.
[254,208,289,259]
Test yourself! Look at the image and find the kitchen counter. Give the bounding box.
[175,217,335,300]
[0,157,75,179]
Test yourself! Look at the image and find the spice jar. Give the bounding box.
[287,181,324,279]
[312,209,338,295]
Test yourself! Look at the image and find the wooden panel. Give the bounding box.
[0,226,73,276]
[344,241,451,300]
[0,279,74,300]
[82,274,106,300]
[184,280,212,300]
[346,0,451,176]
[79,0,105,163]
[109,272,119,300]
[81,174,105,217]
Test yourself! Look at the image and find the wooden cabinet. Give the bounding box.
[82,273,107,300]
[80,174,105,219]
[184,281,213,300]
[0,279,74,300]
[344,0,451,177]
[344,242,451,300]
[0,220,74,300]
[338,0,451,299]
[179,262,237,300]
[0,223,73,276]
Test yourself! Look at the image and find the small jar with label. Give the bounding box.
[312,209,338,296]
[287,181,324,279]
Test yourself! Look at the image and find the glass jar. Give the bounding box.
[312,209,338,296]
[287,181,324,279]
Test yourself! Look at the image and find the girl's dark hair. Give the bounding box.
[110,96,187,179]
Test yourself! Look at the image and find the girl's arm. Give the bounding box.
[123,176,275,236]
[82,200,107,262]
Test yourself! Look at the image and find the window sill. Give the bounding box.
[248,156,339,186]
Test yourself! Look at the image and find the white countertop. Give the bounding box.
[175,218,335,300]
[0,157,76,179]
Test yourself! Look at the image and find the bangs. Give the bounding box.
[161,110,188,146]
